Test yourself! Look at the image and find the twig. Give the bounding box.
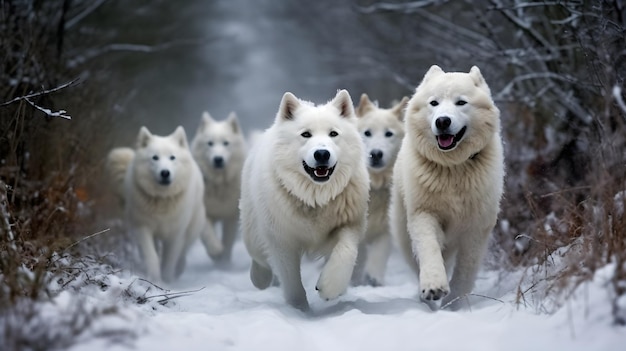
[63,228,111,252]
[138,286,206,305]
[356,0,441,14]
[65,0,109,30]
[440,293,505,310]
[67,38,218,68]
[0,78,80,107]
[23,98,71,119]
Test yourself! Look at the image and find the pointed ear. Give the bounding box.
[227,111,241,134]
[420,65,445,88]
[391,96,409,121]
[202,111,214,128]
[277,92,300,122]
[331,89,355,119]
[136,126,152,148]
[356,93,375,117]
[171,126,189,149]
[469,66,487,88]
[197,111,213,135]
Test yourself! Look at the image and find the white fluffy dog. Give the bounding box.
[390,65,504,310]
[240,90,369,311]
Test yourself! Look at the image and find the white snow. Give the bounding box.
[50,239,625,351]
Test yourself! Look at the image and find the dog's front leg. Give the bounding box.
[316,225,360,300]
[135,226,161,282]
[161,235,186,283]
[409,212,449,303]
[268,237,309,311]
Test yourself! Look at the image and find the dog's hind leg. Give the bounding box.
[442,228,490,311]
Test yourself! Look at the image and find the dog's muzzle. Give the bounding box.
[303,149,336,182]
[435,116,466,151]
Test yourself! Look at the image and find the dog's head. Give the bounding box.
[356,94,408,173]
[406,65,500,165]
[271,90,366,206]
[192,111,244,171]
[133,126,193,196]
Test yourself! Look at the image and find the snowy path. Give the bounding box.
[68,238,624,351]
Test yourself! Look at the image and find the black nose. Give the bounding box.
[160,169,170,179]
[213,156,224,168]
[370,149,383,161]
[314,149,330,162]
[435,116,451,130]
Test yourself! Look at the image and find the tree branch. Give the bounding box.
[66,38,217,68]
[0,78,80,107]
[356,0,443,14]
[65,0,109,30]
[24,98,72,119]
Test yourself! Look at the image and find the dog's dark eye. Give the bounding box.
[301,131,312,138]
[329,131,338,137]
[208,141,214,146]
[456,100,467,106]
[364,130,371,137]
[429,101,439,107]
[152,155,159,161]
[223,141,229,146]
[170,155,175,161]
[385,131,394,137]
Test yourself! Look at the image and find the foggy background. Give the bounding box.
[79,0,414,139]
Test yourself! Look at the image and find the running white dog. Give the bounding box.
[353,93,408,286]
[240,90,369,311]
[390,65,504,310]
[191,111,246,266]
[107,127,223,283]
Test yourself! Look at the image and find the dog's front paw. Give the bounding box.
[421,286,448,301]
[315,271,348,301]
[419,269,449,301]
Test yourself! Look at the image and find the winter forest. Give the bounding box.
[1,0,625,350]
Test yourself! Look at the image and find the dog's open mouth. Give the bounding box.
[302,161,335,182]
[436,126,466,151]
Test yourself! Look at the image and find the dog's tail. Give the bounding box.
[106,147,134,202]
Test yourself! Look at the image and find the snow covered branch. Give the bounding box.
[0,78,80,107]
[24,98,72,119]
[613,85,626,118]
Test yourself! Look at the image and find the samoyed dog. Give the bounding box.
[353,93,408,286]
[390,65,504,310]
[240,90,369,311]
[107,126,223,283]
[191,111,246,266]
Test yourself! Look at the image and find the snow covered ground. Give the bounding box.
[50,238,625,351]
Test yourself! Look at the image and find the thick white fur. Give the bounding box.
[353,94,408,286]
[191,112,246,266]
[240,90,369,311]
[108,126,223,283]
[390,65,504,310]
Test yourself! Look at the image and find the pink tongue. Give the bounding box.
[437,135,454,148]
[314,168,329,177]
